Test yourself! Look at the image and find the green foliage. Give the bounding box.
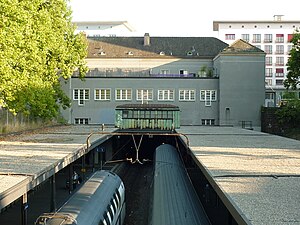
[0,0,88,119]
[276,98,300,128]
[284,29,300,90]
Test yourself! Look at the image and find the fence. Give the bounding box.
[0,108,45,134]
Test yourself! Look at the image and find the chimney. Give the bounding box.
[273,15,284,21]
[144,33,150,46]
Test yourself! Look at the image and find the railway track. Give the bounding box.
[115,162,154,225]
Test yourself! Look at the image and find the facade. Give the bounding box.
[213,15,300,107]
[73,21,136,37]
[61,35,265,127]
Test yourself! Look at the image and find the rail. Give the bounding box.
[86,131,190,150]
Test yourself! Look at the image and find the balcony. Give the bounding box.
[73,69,219,78]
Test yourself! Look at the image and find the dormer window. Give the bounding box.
[128,51,133,55]
[187,51,193,56]
[100,51,106,55]
[159,51,165,55]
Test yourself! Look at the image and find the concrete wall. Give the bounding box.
[216,54,265,126]
[61,77,219,126]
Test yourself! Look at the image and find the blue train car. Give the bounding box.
[150,144,210,225]
[35,170,125,225]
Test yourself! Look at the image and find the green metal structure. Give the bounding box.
[115,104,180,130]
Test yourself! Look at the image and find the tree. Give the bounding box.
[0,0,88,119]
[284,29,300,90]
[276,97,300,128]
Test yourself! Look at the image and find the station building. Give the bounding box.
[60,34,265,127]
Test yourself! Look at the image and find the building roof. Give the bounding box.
[213,20,300,31]
[87,36,228,59]
[220,39,266,55]
[73,21,135,32]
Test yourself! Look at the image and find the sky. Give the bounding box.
[69,0,300,37]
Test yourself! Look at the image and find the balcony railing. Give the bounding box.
[73,69,219,78]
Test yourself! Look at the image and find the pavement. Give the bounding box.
[178,126,300,225]
[0,125,116,212]
[1,125,299,225]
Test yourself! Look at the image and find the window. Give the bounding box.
[264,34,273,43]
[179,89,195,101]
[288,34,293,42]
[136,89,153,101]
[158,89,174,101]
[275,68,284,77]
[160,69,170,74]
[73,89,90,106]
[276,45,284,54]
[123,69,132,76]
[200,90,217,106]
[276,57,284,66]
[266,68,273,77]
[254,45,261,49]
[265,93,275,100]
[252,34,261,43]
[276,79,284,85]
[75,118,88,124]
[266,57,272,66]
[179,70,188,75]
[241,34,249,42]
[202,119,215,126]
[265,79,272,86]
[276,34,284,43]
[115,89,132,101]
[94,89,111,101]
[225,34,235,40]
[287,45,293,54]
[264,45,272,54]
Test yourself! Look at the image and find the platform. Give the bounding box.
[178,126,300,225]
[0,125,115,211]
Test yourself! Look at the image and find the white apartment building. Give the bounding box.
[213,15,300,106]
[73,21,136,37]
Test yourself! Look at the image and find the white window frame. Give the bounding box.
[158,89,175,101]
[94,88,111,101]
[225,34,235,40]
[115,89,132,101]
[264,34,273,43]
[179,89,195,101]
[73,89,90,106]
[276,45,284,54]
[264,45,272,54]
[136,89,153,101]
[200,90,217,106]
[241,34,249,42]
[160,69,170,75]
[253,34,261,43]
[179,70,189,75]
[266,68,273,77]
[74,118,89,124]
[202,119,215,126]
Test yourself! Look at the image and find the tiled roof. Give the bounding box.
[87,36,228,58]
[221,39,266,54]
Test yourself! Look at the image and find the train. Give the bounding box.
[150,143,211,225]
[35,170,125,225]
